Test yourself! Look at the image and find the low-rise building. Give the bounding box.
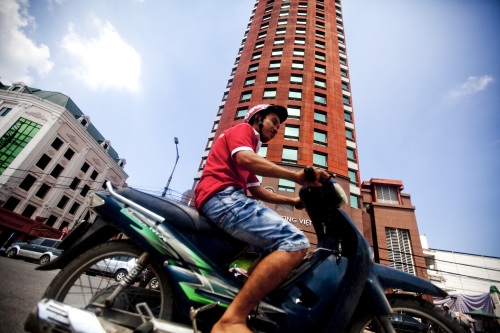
[0,82,128,247]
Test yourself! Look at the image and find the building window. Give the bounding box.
[316,12,325,20]
[244,76,256,87]
[266,73,279,84]
[314,93,327,105]
[240,91,252,102]
[35,183,51,199]
[251,51,261,61]
[292,60,304,70]
[248,63,259,73]
[278,179,295,192]
[277,18,288,26]
[349,171,357,187]
[19,174,37,191]
[80,185,90,197]
[90,170,99,180]
[341,69,348,77]
[70,177,81,190]
[206,139,213,150]
[260,22,269,30]
[279,10,289,17]
[57,196,70,209]
[287,106,301,120]
[0,107,12,117]
[262,14,271,21]
[50,164,64,178]
[263,88,277,100]
[271,48,283,57]
[265,6,273,14]
[296,27,306,35]
[316,30,325,39]
[233,108,246,121]
[258,31,267,39]
[284,125,299,141]
[35,154,52,170]
[290,74,303,85]
[45,215,57,227]
[315,77,326,89]
[297,18,306,25]
[347,148,356,160]
[376,185,399,204]
[346,129,354,140]
[269,60,281,69]
[313,152,327,170]
[282,147,298,164]
[316,21,325,29]
[51,137,63,150]
[298,2,307,8]
[227,79,232,88]
[315,40,325,49]
[255,41,265,49]
[21,204,37,218]
[317,4,325,11]
[218,106,224,115]
[293,48,305,57]
[298,10,307,16]
[288,89,302,101]
[80,162,90,173]
[68,202,80,215]
[3,197,21,211]
[212,122,218,132]
[276,204,294,212]
[0,118,42,175]
[258,145,267,158]
[281,3,290,9]
[343,95,351,105]
[314,110,327,125]
[222,92,228,101]
[274,37,285,45]
[315,64,326,74]
[294,37,306,45]
[342,82,349,90]
[276,27,286,35]
[64,148,75,160]
[386,228,416,275]
[350,194,359,209]
[314,130,327,146]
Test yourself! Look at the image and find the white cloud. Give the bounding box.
[448,75,494,99]
[61,19,141,93]
[0,0,54,85]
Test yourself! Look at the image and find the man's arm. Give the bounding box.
[234,150,328,187]
[248,186,301,207]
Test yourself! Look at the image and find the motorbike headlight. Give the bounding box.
[90,193,105,208]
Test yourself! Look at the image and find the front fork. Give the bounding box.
[104,252,151,307]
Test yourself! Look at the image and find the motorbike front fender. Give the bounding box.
[372,263,447,298]
[36,218,120,271]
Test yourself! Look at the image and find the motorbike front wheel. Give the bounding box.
[351,294,466,333]
[42,240,174,326]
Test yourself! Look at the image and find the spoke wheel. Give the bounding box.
[350,295,466,333]
[43,240,174,325]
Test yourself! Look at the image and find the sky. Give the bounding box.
[0,0,498,257]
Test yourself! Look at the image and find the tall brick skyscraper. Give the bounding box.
[192,0,428,283]
[194,0,360,247]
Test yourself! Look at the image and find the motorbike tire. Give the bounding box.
[349,294,466,333]
[43,240,174,323]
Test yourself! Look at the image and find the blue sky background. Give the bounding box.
[1,0,498,257]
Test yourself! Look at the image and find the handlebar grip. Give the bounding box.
[304,166,316,182]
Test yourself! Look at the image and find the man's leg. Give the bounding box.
[212,248,308,333]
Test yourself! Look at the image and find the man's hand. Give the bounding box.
[293,197,304,210]
[294,167,329,187]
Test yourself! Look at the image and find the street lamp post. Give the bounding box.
[162,137,180,197]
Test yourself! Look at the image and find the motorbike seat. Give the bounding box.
[115,187,220,235]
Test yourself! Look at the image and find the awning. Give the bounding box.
[0,207,62,239]
[466,310,500,319]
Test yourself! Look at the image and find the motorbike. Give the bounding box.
[25,168,465,333]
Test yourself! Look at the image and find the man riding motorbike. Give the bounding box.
[195,104,329,333]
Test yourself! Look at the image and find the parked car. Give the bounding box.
[390,313,429,332]
[86,256,138,282]
[5,237,62,265]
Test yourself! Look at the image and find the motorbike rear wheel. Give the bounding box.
[43,240,174,326]
[350,294,465,333]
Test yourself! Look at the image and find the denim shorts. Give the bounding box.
[201,186,310,255]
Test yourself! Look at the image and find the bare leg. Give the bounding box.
[212,248,308,333]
